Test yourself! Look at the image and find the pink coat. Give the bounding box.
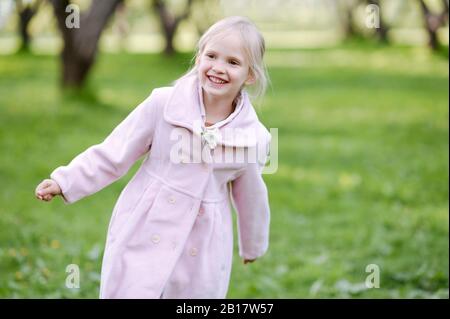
[50,75,271,299]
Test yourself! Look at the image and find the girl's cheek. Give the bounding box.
[199,65,208,75]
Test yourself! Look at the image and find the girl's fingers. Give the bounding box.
[35,186,45,197]
[45,180,61,195]
[40,179,52,189]
[36,180,47,192]
[36,180,52,199]
[36,179,61,201]
[36,179,54,196]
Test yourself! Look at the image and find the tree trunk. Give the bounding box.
[50,0,123,88]
[18,8,32,51]
[16,0,41,52]
[418,0,448,51]
[345,5,357,37]
[163,26,176,55]
[152,0,194,56]
[334,0,360,39]
[375,24,388,43]
[62,45,94,88]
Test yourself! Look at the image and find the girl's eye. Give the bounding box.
[229,60,239,65]
[206,53,215,59]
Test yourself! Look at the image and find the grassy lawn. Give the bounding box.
[0,44,448,298]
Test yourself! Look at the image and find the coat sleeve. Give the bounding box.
[230,131,272,260]
[50,90,159,204]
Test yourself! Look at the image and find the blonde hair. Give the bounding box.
[177,16,269,101]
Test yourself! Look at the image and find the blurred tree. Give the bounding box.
[418,0,449,51]
[190,0,221,37]
[336,0,391,43]
[331,0,365,38]
[15,0,42,52]
[336,0,359,38]
[49,0,123,88]
[113,1,129,51]
[152,0,194,55]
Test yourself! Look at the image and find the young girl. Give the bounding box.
[35,16,272,299]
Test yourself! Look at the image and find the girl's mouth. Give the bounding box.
[207,75,228,87]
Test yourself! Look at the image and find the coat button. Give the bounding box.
[168,196,176,204]
[190,248,198,256]
[198,207,204,216]
[180,156,189,163]
[151,234,160,244]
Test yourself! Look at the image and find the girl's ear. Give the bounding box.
[245,72,256,85]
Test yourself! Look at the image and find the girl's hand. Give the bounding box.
[35,179,62,202]
[243,258,256,265]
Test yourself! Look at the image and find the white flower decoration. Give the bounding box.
[201,126,221,149]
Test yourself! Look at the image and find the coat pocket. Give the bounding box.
[108,171,157,240]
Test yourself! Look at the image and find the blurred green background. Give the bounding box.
[0,0,448,298]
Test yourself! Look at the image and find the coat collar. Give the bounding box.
[163,74,262,148]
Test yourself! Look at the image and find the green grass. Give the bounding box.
[0,45,448,298]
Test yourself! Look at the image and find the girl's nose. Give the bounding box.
[212,62,225,74]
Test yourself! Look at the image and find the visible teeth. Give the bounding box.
[208,76,226,84]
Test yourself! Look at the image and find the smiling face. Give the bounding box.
[196,32,255,102]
